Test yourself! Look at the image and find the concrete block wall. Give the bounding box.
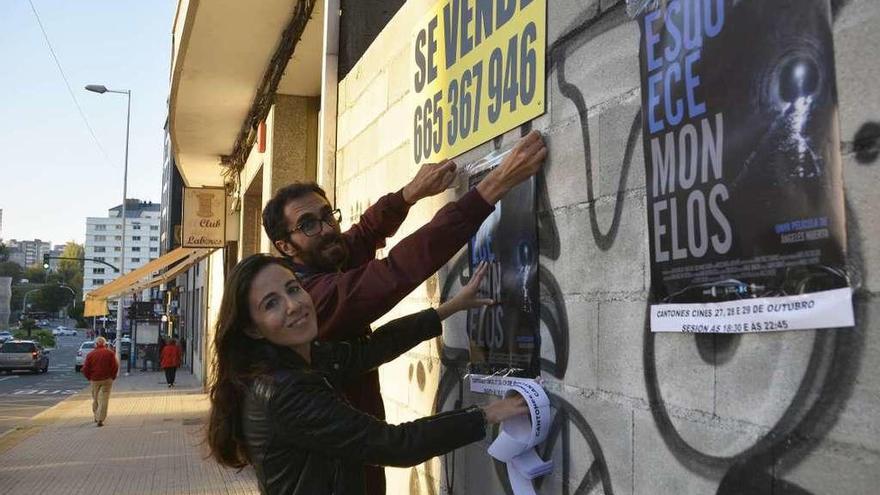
[335,0,880,493]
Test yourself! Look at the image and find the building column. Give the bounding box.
[260,95,320,253]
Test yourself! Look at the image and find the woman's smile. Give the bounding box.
[286,312,310,329]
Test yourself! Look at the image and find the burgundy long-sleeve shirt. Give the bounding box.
[293,187,494,420]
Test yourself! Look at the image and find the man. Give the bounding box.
[261,130,546,494]
[81,336,119,427]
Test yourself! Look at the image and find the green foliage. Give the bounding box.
[16,318,38,339]
[12,328,55,348]
[58,242,84,296]
[0,242,8,262]
[23,265,47,284]
[0,261,23,283]
[32,285,74,313]
[12,285,44,313]
[67,303,88,328]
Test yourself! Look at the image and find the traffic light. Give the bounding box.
[42,254,50,270]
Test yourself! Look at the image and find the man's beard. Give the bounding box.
[293,233,348,272]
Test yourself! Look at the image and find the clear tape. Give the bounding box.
[626,0,664,18]
[457,148,511,180]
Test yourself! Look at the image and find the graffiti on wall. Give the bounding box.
[417,1,876,494]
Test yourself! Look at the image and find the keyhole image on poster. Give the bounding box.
[467,168,539,377]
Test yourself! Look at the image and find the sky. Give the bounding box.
[0,0,176,245]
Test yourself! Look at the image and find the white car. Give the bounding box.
[75,341,96,372]
[54,327,78,337]
[0,331,13,343]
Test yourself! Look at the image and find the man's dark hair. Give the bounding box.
[262,182,329,243]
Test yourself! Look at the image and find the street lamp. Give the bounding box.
[21,288,41,316]
[85,83,131,373]
[57,285,76,308]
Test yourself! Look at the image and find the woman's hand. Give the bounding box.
[435,262,494,320]
[482,395,528,424]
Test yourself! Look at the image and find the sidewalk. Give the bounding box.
[0,371,258,495]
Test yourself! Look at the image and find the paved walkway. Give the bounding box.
[0,371,258,495]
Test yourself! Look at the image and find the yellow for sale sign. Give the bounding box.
[410,0,546,164]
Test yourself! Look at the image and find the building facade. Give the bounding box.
[83,200,161,311]
[160,120,184,257]
[47,244,65,272]
[5,239,52,268]
[167,1,880,493]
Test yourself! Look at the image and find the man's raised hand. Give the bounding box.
[476,130,547,204]
[402,159,458,204]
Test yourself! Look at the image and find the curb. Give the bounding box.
[0,425,43,455]
[0,385,89,453]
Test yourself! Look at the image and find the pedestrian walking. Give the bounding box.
[206,254,526,495]
[81,336,119,427]
[160,338,182,387]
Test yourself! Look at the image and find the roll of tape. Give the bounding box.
[487,380,554,495]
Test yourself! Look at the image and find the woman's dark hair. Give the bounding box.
[206,253,300,468]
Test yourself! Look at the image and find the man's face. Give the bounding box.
[276,192,348,271]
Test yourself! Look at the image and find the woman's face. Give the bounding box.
[246,263,317,350]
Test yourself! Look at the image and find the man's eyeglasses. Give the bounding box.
[288,209,342,237]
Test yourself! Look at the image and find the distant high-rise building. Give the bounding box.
[83,199,161,311]
[5,239,52,268]
[48,244,66,272]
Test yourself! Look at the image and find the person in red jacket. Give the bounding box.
[261,131,546,494]
[160,338,182,388]
[81,336,119,427]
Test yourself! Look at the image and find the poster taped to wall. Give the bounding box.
[410,0,546,165]
[638,0,854,333]
[466,157,539,387]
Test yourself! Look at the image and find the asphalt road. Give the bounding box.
[0,334,90,436]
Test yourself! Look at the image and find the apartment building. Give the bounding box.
[83,200,161,311]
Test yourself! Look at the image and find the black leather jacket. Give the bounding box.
[241,309,487,495]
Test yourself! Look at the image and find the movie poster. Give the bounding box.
[638,0,854,333]
[467,161,540,380]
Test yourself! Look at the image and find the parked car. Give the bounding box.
[54,326,78,337]
[0,340,50,373]
[0,331,13,343]
[75,341,96,372]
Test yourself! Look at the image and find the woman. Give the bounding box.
[207,254,527,494]
[160,338,182,387]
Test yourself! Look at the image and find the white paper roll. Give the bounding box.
[487,380,554,495]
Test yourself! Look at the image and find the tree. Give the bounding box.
[0,241,8,262]
[23,265,47,284]
[0,261,23,284]
[57,242,84,297]
[32,285,74,313]
[19,318,37,339]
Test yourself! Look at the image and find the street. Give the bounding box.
[0,334,88,436]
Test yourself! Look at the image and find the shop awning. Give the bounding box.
[83,247,214,317]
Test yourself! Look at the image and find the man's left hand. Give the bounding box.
[402,159,457,204]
